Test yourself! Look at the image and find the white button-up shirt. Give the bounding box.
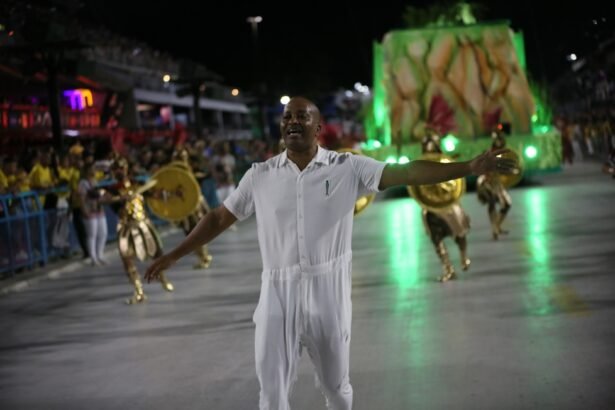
[224,146,386,272]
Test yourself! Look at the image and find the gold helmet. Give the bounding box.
[421,129,442,154]
[172,147,190,163]
[491,128,507,150]
[110,155,129,171]
[110,155,130,181]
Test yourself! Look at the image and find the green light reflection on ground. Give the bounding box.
[385,199,431,375]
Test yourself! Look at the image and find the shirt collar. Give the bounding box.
[279,146,330,168]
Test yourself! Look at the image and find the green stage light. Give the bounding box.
[385,156,397,164]
[398,156,410,164]
[442,134,459,152]
[525,145,538,158]
[361,140,383,151]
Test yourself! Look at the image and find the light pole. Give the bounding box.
[246,16,267,139]
[246,16,263,80]
[246,16,263,49]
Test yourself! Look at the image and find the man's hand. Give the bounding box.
[144,253,177,283]
[469,149,518,176]
[142,206,237,283]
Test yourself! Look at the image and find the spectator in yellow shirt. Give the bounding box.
[56,154,77,199]
[29,151,56,207]
[0,163,7,194]
[83,152,106,181]
[0,159,27,194]
[14,168,31,193]
[1,158,19,194]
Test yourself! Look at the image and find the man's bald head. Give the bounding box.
[280,97,322,153]
[284,97,321,122]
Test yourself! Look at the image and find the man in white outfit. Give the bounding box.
[145,97,515,410]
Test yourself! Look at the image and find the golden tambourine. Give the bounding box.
[407,152,466,212]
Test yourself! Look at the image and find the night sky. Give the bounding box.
[78,0,610,97]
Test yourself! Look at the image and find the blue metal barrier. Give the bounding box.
[0,192,47,276]
[1,181,173,278]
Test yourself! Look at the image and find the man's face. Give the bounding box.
[280,98,321,152]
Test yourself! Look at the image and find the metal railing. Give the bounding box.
[0,182,174,278]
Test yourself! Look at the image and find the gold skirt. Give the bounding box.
[476,175,512,207]
[117,218,163,261]
[422,204,470,239]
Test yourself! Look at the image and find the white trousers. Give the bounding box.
[83,214,107,264]
[254,254,353,410]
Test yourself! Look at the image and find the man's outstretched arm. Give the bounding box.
[378,148,516,190]
[144,205,237,282]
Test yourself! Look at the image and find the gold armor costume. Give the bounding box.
[170,149,213,269]
[412,133,471,282]
[422,204,470,282]
[477,131,513,240]
[110,157,173,304]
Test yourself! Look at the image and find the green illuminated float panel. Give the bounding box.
[372,22,535,144]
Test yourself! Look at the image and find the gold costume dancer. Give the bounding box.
[476,130,512,240]
[108,157,173,304]
[170,149,213,269]
[416,132,471,282]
